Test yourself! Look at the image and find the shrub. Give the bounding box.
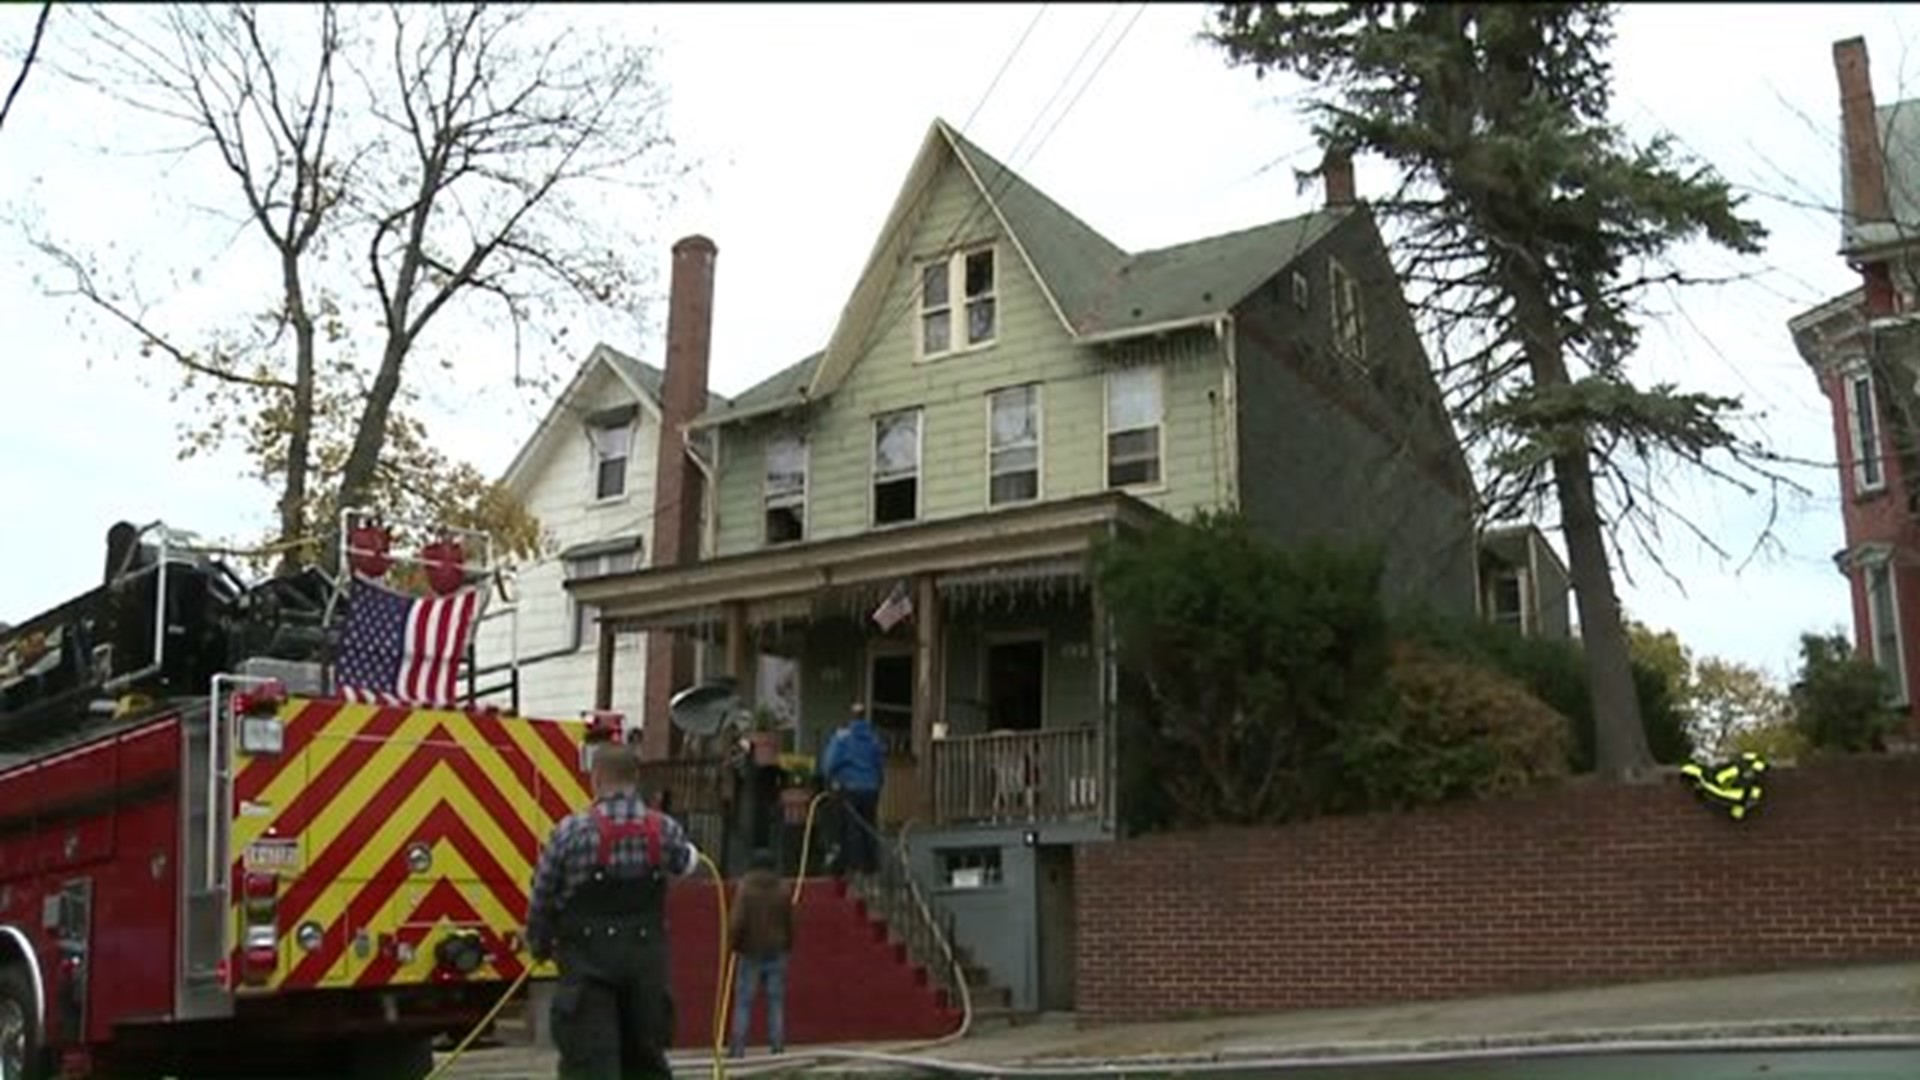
[1098,512,1394,829]
[1790,632,1901,753]
[1396,615,1694,771]
[1336,644,1571,812]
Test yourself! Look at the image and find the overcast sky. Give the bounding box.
[5,2,1918,682]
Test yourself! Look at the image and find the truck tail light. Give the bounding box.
[239,872,281,985]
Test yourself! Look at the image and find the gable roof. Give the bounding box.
[789,118,1351,407]
[499,343,727,492]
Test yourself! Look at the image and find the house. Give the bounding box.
[1477,525,1572,639]
[1787,37,1920,733]
[566,119,1479,1011]
[470,329,725,729]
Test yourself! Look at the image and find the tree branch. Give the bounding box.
[0,0,52,134]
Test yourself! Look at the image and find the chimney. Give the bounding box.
[641,234,716,762]
[1322,148,1356,208]
[1837,37,1891,228]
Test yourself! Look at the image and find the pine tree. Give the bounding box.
[1209,3,1769,779]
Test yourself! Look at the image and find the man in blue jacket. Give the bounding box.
[820,702,886,875]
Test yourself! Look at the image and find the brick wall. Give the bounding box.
[1076,756,1920,1019]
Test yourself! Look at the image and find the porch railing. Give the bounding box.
[637,757,729,859]
[929,727,1104,826]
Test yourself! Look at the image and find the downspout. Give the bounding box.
[1216,315,1241,509]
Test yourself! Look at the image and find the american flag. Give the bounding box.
[871,580,914,632]
[335,574,483,708]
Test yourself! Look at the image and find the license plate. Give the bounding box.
[245,839,302,872]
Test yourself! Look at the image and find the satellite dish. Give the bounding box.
[669,680,745,738]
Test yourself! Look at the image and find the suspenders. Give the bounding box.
[590,804,665,870]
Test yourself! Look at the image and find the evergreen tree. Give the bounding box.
[1209,3,1769,779]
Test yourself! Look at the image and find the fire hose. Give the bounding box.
[426,791,974,1080]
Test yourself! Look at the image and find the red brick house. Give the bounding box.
[1788,37,1920,734]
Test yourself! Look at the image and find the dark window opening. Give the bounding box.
[869,652,915,757]
[765,506,804,545]
[874,478,918,525]
[986,639,1045,732]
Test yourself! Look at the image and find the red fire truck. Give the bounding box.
[0,515,596,1079]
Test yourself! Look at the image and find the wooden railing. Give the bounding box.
[929,728,1104,826]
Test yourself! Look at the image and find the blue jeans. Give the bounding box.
[728,953,788,1056]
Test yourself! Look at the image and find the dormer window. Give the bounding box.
[587,409,636,501]
[920,246,997,358]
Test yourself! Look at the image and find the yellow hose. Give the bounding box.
[433,790,837,1080]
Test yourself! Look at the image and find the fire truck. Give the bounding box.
[0,513,599,1079]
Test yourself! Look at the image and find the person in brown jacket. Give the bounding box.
[727,848,794,1058]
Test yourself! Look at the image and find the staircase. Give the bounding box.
[845,870,1020,1029]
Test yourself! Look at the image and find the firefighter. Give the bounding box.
[1680,751,1769,820]
[527,743,701,1080]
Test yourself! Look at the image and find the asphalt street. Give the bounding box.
[1215,1049,1920,1079]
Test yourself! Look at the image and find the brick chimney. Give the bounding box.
[1322,148,1356,208]
[1836,38,1898,314]
[640,235,716,762]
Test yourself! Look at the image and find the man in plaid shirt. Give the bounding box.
[528,743,701,1080]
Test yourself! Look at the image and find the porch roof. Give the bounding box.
[568,492,1167,630]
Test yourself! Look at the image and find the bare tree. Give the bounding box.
[0,1,52,135]
[27,3,679,568]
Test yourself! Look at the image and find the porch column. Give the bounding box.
[725,600,752,692]
[912,574,943,822]
[594,619,617,710]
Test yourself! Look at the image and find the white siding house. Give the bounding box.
[475,344,684,722]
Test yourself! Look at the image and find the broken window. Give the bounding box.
[919,246,996,357]
[988,384,1040,506]
[764,434,808,545]
[873,408,922,525]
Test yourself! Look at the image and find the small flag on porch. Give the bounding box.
[871,580,914,632]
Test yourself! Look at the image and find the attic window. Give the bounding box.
[920,246,996,358]
[1330,260,1365,363]
[1291,270,1309,310]
[589,420,633,501]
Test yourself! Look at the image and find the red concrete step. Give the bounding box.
[665,876,959,1049]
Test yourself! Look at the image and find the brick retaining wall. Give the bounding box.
[1076,756,1920,1018]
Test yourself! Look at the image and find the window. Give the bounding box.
[589,422,632,500]
[1489,570,1528,633]
[1865,559,1908,705]
[1845,366,1885,495]
[873,409,922,525]
[920,247,996,357]
[1330,260,1365,361]
[1291,270,1310,310]
[939,846,1004,890]
[566,546,641,649]
[987,385,1041,506]
[764,434,808,545]
[1105,367,1164,488]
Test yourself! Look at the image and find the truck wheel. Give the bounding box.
[0,966,41,1080]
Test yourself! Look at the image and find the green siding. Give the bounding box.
[714,150,1233,556]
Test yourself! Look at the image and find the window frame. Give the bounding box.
[566,547,641,651]
[1103,365,1166,492]
[1844,361,1886,496]
[985,383,1043,508]
[1329,258,1366,364]
[1864,555,1909,707]
[871,407,925,527]
[588,420,634,503]
[762,432,810,546]
[918,244,999,360]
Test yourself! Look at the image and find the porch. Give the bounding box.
[568,493,1163,831]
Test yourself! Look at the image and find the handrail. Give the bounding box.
[832,800,974,1024]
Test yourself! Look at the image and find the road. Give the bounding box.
[1214,1050,1920,1079]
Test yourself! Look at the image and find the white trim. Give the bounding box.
[986,383,1043,508]
[1842,361,1887,495]
[979,630,1049,732]
[938,122,1082,341]
[1863,555,1909,706]
[1217,316,1240,510]
[1103,365,1166,493]
[918,244,1000,361]
[871,407,926,527]
[762,431,810,547]
[1075,315,1222,347]
[500,344,664,494]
